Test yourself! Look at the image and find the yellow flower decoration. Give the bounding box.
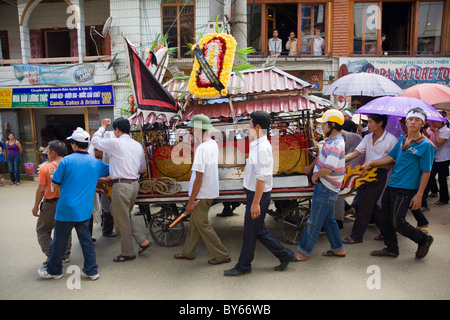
[188,33,237,99]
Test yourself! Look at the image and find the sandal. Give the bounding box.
[174,253,194,260]
[374,233,384,241]
[208,256,231,265]
[138,242,150,255]
[343,236,362,244]
[370,248,398,257]
[113,254,136,262]
[322,250,346,257]
[435,200,447,205]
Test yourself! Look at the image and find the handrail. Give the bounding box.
[0,55,112,66]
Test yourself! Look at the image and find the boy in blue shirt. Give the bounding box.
[38,128,109,280]
[362,108,436,259]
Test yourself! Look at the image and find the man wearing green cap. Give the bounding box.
[174,114,231,265]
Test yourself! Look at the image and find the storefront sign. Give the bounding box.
[0,88,13,108]
[0,85,114,108]
[339,57,450,89]
[13,64,95,85]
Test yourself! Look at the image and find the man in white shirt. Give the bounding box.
[313,28,324,56]
[91,117,150,263]
[174,114,230,265]
[343,114,398,244]
[268,29,282,56]
[224,111,297,276]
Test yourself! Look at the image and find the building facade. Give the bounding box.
[0,0,449,167]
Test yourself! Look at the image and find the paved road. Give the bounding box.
[0,180,449,300]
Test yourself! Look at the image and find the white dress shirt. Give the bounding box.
[91,127,147,180]
[268,38,282,55]
[313,36,324,55]
[243,135,273,192]
[355,130,398,163]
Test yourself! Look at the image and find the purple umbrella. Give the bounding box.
[354,96,446,122]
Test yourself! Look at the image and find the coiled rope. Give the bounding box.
[139,177,182,195]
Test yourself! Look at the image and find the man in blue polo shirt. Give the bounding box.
[38,127,109,280]
[362,108,436,259]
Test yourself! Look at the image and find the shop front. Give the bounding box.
[0,85,114,173]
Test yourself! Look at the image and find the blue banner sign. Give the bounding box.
[13,64,95,85]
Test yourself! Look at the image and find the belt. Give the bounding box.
[113,179,137,184]
[44,198,59,202]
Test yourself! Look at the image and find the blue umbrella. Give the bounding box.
[354,96,446,122]
[323,72,405,97]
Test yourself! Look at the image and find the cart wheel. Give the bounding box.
[149,209,185,247]
[280,205,310,245]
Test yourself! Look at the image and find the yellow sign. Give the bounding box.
[0,88,12,108]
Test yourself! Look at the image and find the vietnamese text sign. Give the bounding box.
[9,85,114,108]
[0,89,13,108]
[339,57,450,89]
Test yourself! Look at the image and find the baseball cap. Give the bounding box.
[316,109,345,125]
[67,127,91,143]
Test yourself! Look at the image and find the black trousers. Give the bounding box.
[235,190,294,272]
[349,168,388,242]
[377,187,429,255]
[423,160,450,205]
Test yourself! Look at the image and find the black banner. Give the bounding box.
[194,46,225,94]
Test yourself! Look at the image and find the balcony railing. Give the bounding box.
[0,55,112,66]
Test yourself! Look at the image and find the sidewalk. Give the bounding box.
[0,180,449,300]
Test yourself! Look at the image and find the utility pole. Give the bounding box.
[209,0,223,22]
[232,0,247,65]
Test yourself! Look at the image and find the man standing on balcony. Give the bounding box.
[313,28,324,56]
[269,29,282,56]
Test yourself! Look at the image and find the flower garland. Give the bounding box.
[188,33,237,99]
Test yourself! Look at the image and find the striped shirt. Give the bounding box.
[314,133,346,192]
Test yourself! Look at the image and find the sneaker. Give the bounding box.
[81,271,100,280]
[421,206,430,212]
[43,257,71,266]
[416,236,433,259]
[37,268,63,279]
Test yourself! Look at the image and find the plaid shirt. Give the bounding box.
[314,133,346,192]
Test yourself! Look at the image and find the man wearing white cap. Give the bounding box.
[38,128,109,280]
[362,108,436,259]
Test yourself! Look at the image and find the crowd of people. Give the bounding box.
[269,28,324,56]
[28,107,448,280]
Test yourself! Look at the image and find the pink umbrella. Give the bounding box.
[404,83,450,111]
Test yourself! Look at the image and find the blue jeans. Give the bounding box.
[7,155,21,183]
[297,181,344,256]
[47,219,98,276]
[235,190,295,272]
